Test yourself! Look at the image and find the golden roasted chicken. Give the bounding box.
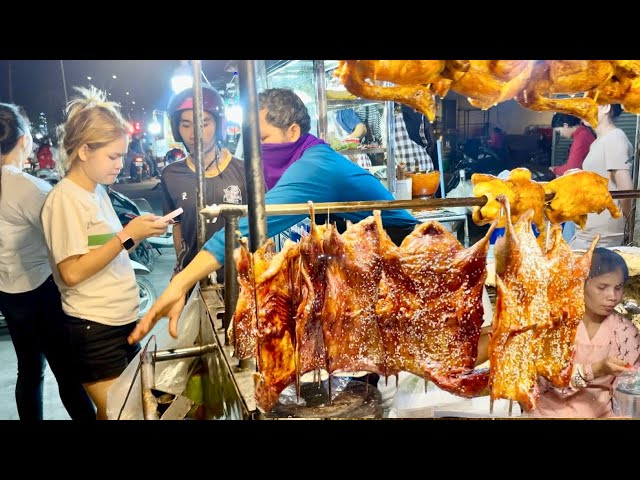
[336,60,640,127]
[543,170,621,229]
[471,168,546,230]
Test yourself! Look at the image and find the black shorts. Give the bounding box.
[63,314,141,384]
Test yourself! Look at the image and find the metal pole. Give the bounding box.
[238,60,268,251]
[223,214,240,344]
[437,139,445,198]
[140,350,159,420]
[201,190,640,218]
[59,60,68,105]
[192,60,206,253]
[8,62,13,103]
[152,344,218,362]
[386,99,396,193]
[314,60,328,140]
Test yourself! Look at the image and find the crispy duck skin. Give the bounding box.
[535,227,599,387]
[253,240,301,413]
[472,168,546,230]
[321,212,386,375]
[376,219,495,396]
[543,170,621,229]
[293,214,329,380]
[489,199,550,411]
[230,239,258,359]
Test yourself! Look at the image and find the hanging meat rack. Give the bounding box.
[137,60,640,420]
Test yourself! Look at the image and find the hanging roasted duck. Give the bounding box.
[376,218,497,396]
[489,197,551,411]
[535,226,599,387]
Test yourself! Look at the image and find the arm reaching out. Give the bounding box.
[128,249,221,344]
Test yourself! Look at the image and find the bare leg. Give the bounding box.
[83,377,118,420]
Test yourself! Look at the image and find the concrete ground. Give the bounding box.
[0,178,177,420]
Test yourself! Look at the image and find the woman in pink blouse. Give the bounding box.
[532,248,640,418]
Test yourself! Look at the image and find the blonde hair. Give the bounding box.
[57,85,129,174]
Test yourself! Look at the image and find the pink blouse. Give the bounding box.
[532,314,640,418]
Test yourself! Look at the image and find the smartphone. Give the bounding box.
[156,207,183,223]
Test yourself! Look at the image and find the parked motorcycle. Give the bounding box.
[129,153,151,183]
[108,187,174,254]
[131,259,158,318]
[34,168,61,186]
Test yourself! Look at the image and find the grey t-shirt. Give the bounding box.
[160,154,247,275]
[572,128,632,248]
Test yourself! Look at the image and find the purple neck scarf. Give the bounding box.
[261,133,326,190]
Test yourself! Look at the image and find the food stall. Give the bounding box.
[127,60,640,420]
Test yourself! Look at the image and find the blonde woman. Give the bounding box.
[41,87,169,420]
[0,103,94,420]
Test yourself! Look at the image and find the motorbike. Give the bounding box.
[108,186,174,256]
[129,153,152,183]
[130,259,158,318]
[34,168,61,186]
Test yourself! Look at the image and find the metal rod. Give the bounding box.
[238,60,267,252]
[141,350,159,420]
[151,344,218,362]
[203,190,640,219]
[314,60,328,140]
[192,60,207,253]
[223,214,240,344]
[386,100,396,193]
[59,60,68,105]
[437,139,445,198]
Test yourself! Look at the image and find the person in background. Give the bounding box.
[161,84,247,281]
[473,248,639,417]
[488,126,506,151]
[549,113,596,242]
[532,248,639,417]
[570,104,634,249]
[36,136,56,170]
[129,88,419,345]
[393,103,436,173]
[0,103,95,420]
[41,86,169,420]
[549,113,595,176]
[334,108,372,168]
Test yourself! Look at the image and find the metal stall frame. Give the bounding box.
[138,60,640,420]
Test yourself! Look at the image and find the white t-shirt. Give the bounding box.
[0,165,52,293]
[41,178,138,326]
[573,128,633,248]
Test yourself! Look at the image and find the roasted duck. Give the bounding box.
[252,240,301,413]
[321,213,387,375]
[472,168,546,231]
[230,238,259,359]
[543,170,621,229]
[294,208,329,383]
[489,198,550,411]
[376,219,496,396]
[535,226,599,387]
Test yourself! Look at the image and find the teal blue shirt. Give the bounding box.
[203,144,417,264]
